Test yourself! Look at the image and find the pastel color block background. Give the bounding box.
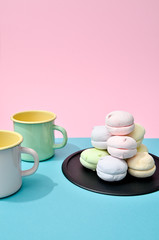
[0,0,159,137]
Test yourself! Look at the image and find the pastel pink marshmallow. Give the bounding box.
[107,136,137,159]
[107,147,137,159]
[105,111,134,135]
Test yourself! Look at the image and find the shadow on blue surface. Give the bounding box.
[4,173,57,202]
[50,143,80,161]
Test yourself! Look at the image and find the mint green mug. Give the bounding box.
[11,110,68,161]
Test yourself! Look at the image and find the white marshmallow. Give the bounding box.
[96,156,128,182]
[97,171,127,182]
[91,125,111,149]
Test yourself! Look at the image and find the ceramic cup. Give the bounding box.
[11,110,68,161]
[0,130,39,198]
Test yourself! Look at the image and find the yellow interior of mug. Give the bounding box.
[0,131,23,150]
[11,110,56,124]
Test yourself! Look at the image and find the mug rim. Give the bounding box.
[11,110,57,124]
[0,130,23,150]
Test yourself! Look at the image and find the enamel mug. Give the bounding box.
[11,110,68,161]
[0,130,39,198]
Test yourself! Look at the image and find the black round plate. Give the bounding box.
[62,150,159,196]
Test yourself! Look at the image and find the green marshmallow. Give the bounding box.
[80,148,109,171]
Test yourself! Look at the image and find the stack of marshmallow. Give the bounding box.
[80,111,156,182]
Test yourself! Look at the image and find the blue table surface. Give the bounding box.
[1,138,159,240]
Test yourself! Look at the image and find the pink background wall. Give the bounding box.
[0,0,159,138]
